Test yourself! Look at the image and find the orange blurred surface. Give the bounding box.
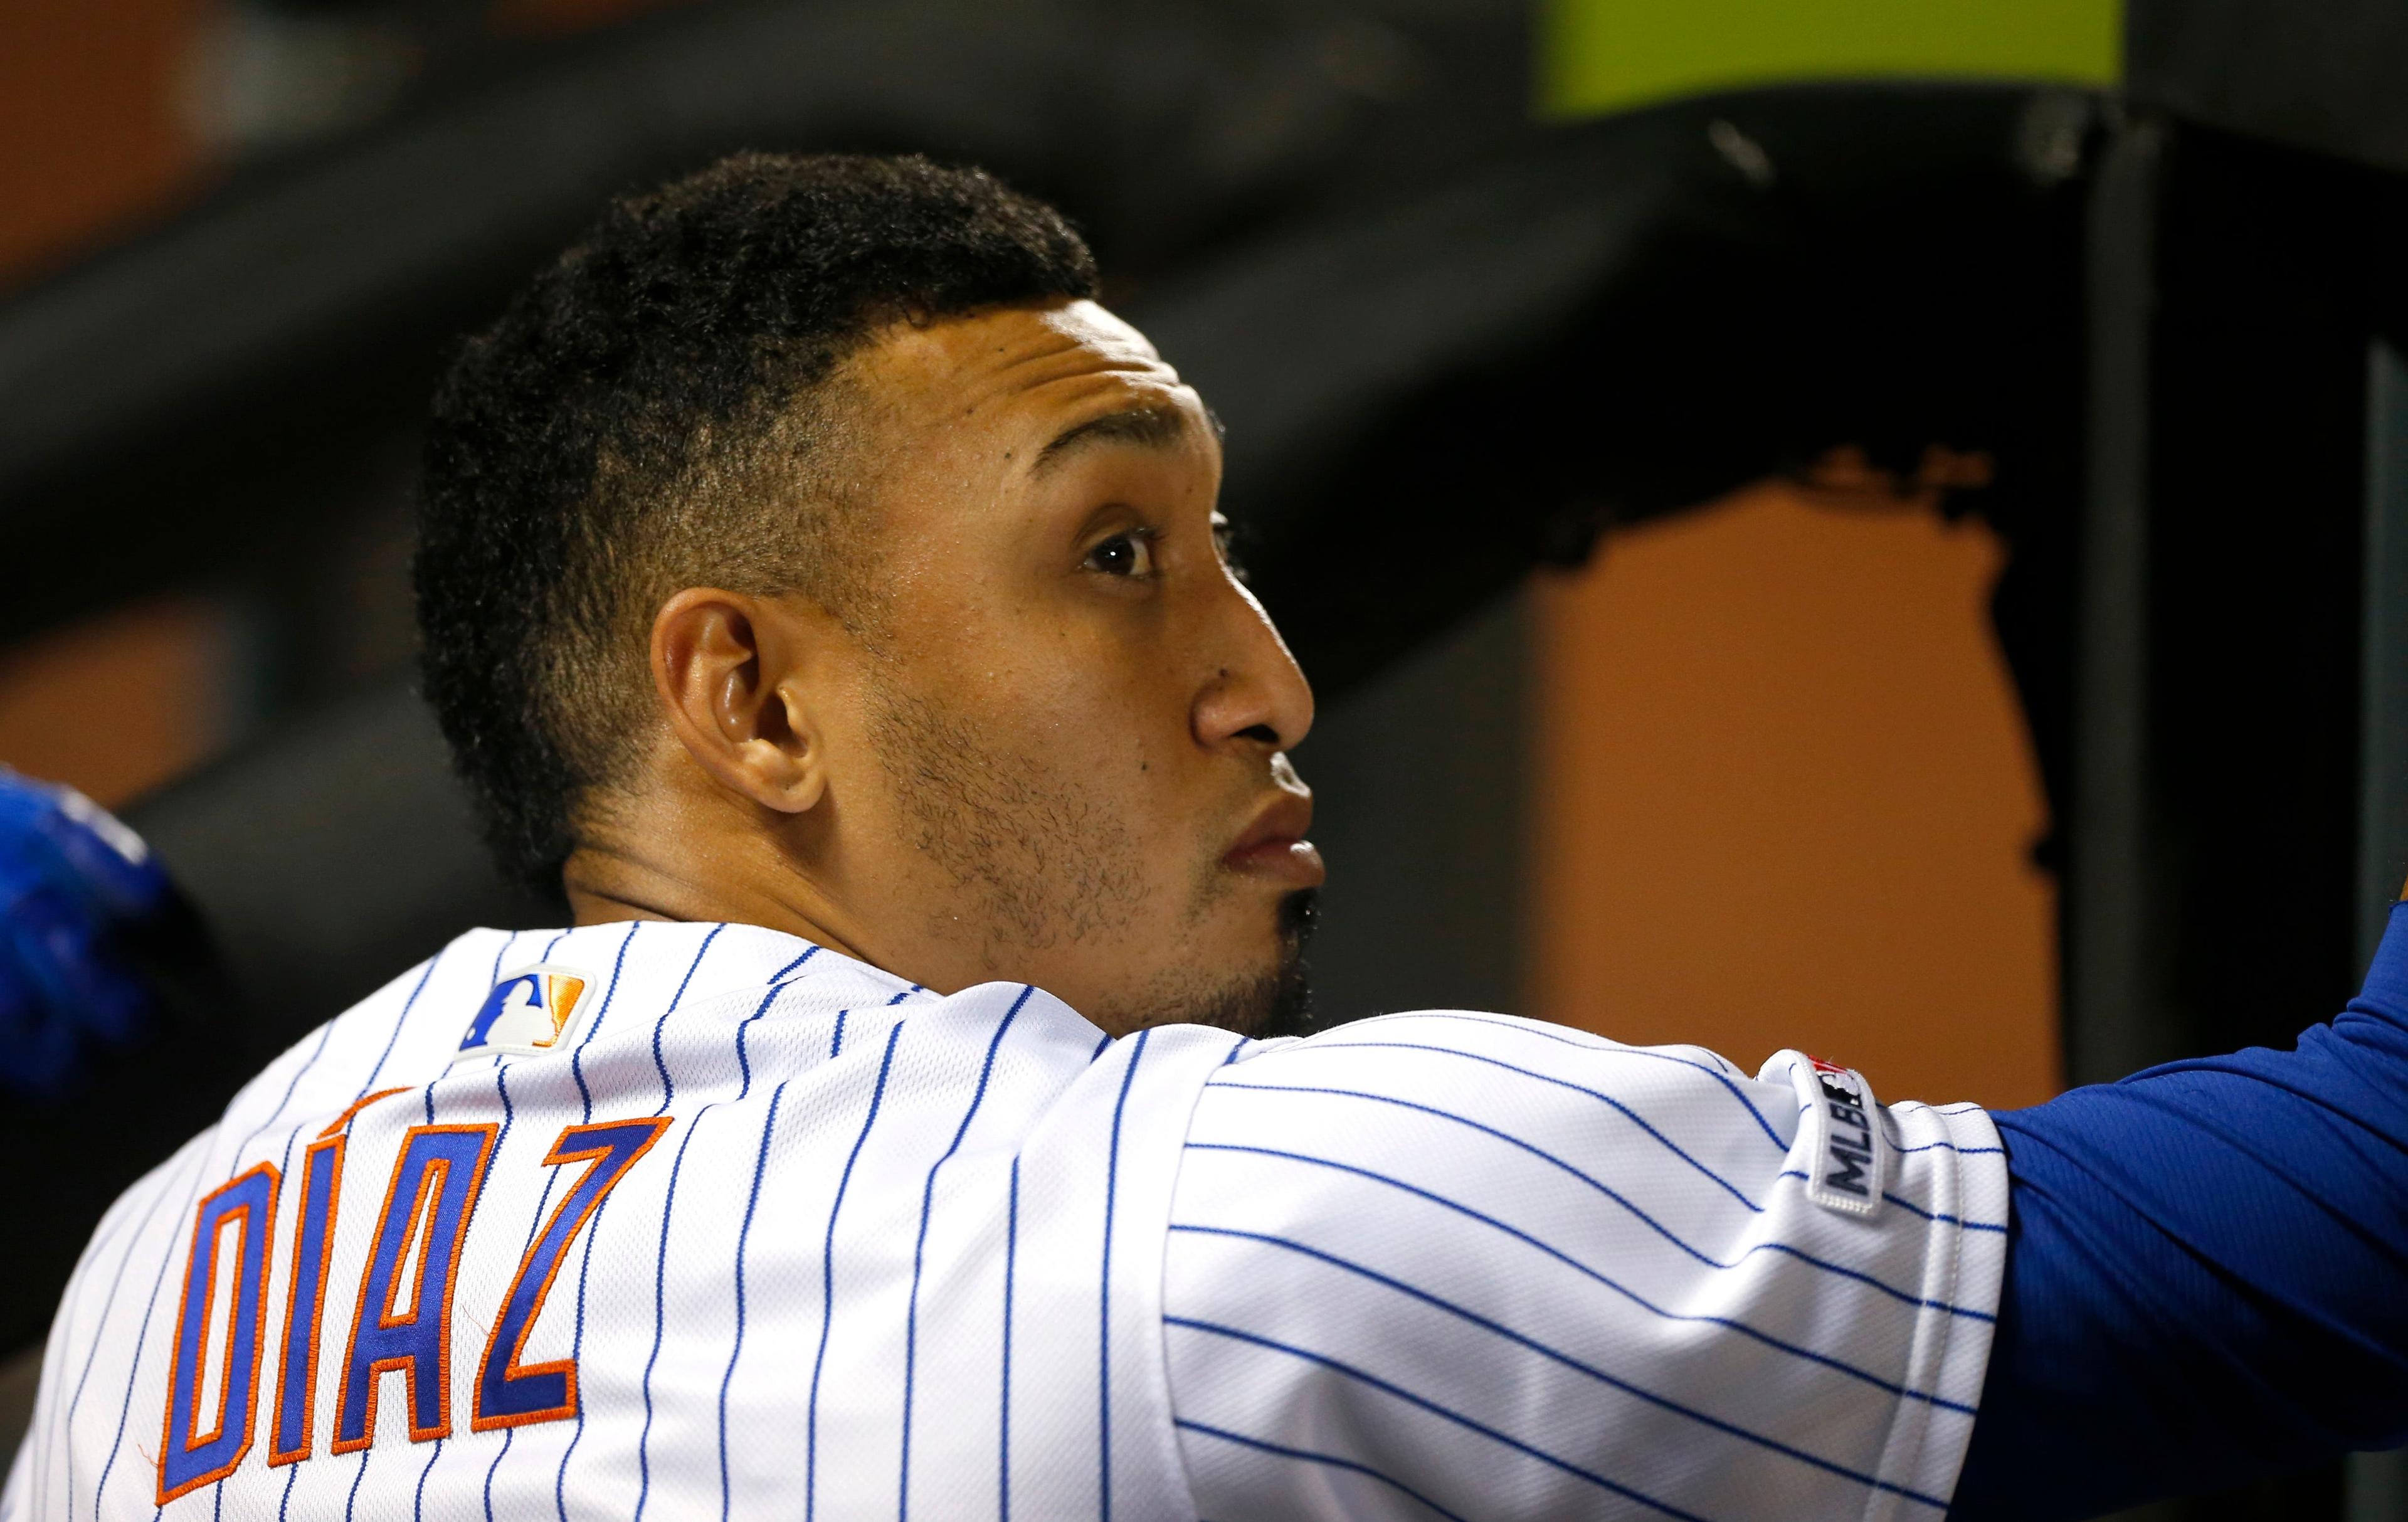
[1532,480,2061,1109]
[0,601,234,808]
[0,0,207,288]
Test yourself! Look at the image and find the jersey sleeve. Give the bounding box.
[1950,901,2408,1518]
[1160,1011,2009,1522]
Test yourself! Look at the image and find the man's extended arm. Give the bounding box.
[1951,899,2408,1518]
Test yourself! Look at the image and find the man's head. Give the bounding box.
[416,152,1321,1036]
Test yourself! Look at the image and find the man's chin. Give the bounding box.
[1117,887,1319,1040]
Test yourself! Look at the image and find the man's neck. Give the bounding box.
[561,838,876,970]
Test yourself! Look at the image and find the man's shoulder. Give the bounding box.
[1197,1007,1801,1162]
[194,921,916,1158]
[1224,1007,1759,1089]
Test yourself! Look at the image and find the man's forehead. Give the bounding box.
[858,299,1196,428]
[1015,299,1167,370]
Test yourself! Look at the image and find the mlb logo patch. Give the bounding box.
[455,964,593,1060]
[1778,1049,1886,1220]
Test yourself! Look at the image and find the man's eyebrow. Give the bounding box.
[1030,403,1197,476]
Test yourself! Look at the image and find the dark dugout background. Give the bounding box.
[3,1,2408,1517]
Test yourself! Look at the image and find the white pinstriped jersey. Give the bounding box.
[4,919,2007,1521]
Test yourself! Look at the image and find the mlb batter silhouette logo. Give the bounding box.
[453,965,590,1058]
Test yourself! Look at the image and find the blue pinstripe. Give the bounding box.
[550,924,642,1518]
[490,931,522,988]
[660,927,727,1066]
[1097,1029,1151,1522]
[900,987,1029,1521]
[334,914,472,1522]
[1184,1143,1980,1407]
[90,1158,217,1518]
[1770,1171,2006,1233]
[567,924,640,1120]
[339,939,452,1522]
[1366,1012,1785,1148]
[648,926,718,1106]
[1206,1079,1758,1272]
[1173,1419,1472,1522]
[462,940,607,1486]
[1166,1224,1950,1505]
[477,1065,529,1522]
[999,1158,1020,1522]
[552,1202,602,1522]
[56,1151,192,1522]
[635,1097,725,1522]
[632,942,779,1520]
[719,1079,791,1519]
[1878,1193,2005,1230]
[413,1432,444,1522]
[37,1197,137,1516]
[1776,1062,2005,1172]
[258,943,451,1522]
[731,986,786,1103]
[226,1017,339,1171]
[762,946,820,1002]
[264,1051,335,1522]
[727,948,815,1095]
[1208,1077,2008,1273]
[463,932,580,1518]
[808,1024,904,1522]
[1267,1041,1768,1211]
[162,1015,341,1522]
[1168,1316,1728,1522]
[151,991,378,1522]
[308,900,455,1501]
[652,932,811,1516]
[354,943,448,1096]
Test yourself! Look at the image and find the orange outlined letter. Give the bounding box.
[330,1124,497,1451]
[472,1117,671,1430]
[158,1163,280,1504]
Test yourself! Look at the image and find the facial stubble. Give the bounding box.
[867,683,1316,1036]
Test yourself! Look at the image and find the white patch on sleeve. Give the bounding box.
[1765,1048,1888,1218]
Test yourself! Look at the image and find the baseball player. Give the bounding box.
[8,153,2407,1522]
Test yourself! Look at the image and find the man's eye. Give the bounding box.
[1085,531,1155,578]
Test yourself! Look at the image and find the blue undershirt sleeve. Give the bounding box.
[1950,901,2408,1520]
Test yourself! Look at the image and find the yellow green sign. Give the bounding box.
[1539,0,2120,119]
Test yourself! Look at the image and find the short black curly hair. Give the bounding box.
[414,152,1099,892]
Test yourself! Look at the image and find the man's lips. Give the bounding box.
[1223,792,1324,886]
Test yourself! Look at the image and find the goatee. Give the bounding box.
[1172,889,1319,1040]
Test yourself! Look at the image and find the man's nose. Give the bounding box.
[1192,586,1316,755]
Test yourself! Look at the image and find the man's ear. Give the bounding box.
[650,588,829,815]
